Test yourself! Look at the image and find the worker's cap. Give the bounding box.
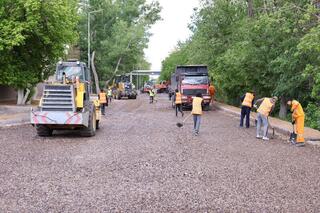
[272,96,278,101]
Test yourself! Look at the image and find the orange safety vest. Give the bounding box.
[175,92,182,104]
[242,93,254,108]
[257,98,273,116]
[99,92,107,104]
[209,85,215,96]
[192,97,203,115]
[291,100,305,118]
[291,100,305,143]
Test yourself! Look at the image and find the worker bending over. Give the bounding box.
[99,89,107,115]
[240,91,255,128]
[192,93,204,136]
[287,100,305,147]
[254,96,278,141]
[174,89,184,117]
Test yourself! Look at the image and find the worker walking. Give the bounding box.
[254,96,278,141]
[107,88,112,103]
[99,89,107,115]
[209,83,216,105]
[149,89,155,104]
[240,91,255,128]
[287,100,305,147]
[192,93,204,136]
[174,89,184,117]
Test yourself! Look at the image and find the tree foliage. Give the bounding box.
[78,0,161,85]
[161,0,320,128]
[0,0,79,90]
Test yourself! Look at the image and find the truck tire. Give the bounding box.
[133,95,137,99]
[203,104,210,111]
[80,104,96,137]
[36,125,53,137]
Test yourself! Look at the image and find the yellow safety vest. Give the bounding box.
[149,90,155,97]
[175,92,182,104]
[291,100,304,119]
[242,93,254,108]
[192,97,203,115]
[257,98,273,116]
[107,90,112,96]
[99,92,107,104]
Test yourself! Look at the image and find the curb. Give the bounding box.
[215,103,320,146]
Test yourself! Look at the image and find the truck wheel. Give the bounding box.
[203,104,210,111]
[36,125,53,137]
[133,95,137,99]
[81,104,96,137]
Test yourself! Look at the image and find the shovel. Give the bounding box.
[289,123,297,144]
[267,117,275,139]
[176,113,192,128]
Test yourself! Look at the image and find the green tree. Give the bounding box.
[78,0,161,87]
[0,0,79,105]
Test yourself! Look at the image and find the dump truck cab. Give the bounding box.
[31,60,101,137]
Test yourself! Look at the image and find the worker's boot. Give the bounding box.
[296,142,305,147]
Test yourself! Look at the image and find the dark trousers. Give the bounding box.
[150,96,154,104]
[101,103,106,115]
[175,104,183,116]
[240,106,251,128]
[108,96,112,103]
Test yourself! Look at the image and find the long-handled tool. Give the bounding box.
[289,123,297,144]
[267,117,275,139]
[176,113,192,128]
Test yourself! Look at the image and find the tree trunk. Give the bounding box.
[17,89,24,105]
[22,88,30,105]
[91,50,100,94]
[279,96,288,119]
[247,0,254,17]
[17,88,30,105]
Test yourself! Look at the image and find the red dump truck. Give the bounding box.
[171,65,211,110]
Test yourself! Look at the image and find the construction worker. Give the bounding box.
[240,91,255,128]
[209,83,216,104]
[287,100,305,147]
[107,88,112,103]
[149,88,155,104]
[174,89,184,117]
[192,93,204,136]
[254,96,278,141]
[99,89,107,115]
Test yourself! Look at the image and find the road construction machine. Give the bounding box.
[30,60,101,137]
[113,75,137,99]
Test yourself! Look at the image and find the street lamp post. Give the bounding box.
[88,9,103,71]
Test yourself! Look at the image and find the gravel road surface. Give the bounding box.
[1,94,320,212]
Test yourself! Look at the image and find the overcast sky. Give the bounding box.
[144,0,200,71]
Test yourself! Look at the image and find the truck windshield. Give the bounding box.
[182,76,208,85]
[57,66,84,81]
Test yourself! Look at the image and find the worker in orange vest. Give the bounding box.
[208,83,216,104]
[240,91,255,128]
[287,100,305,147]
[192,93,204,136]
[174,89,184,117]
[99,89,107,115]
[254,96,278,141]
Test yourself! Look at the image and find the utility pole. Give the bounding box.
[87,9,103,71]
